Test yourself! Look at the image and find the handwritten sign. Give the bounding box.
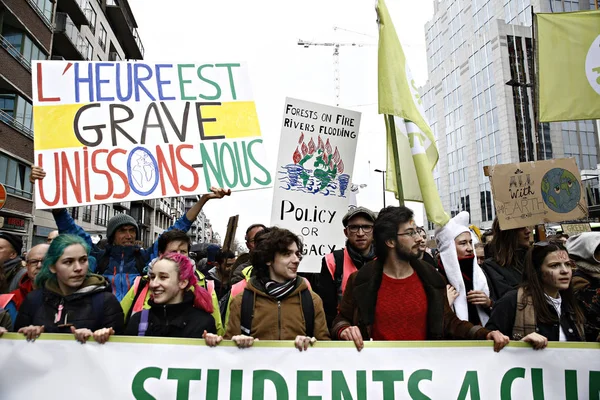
[270,98,361,272]
[489,158,587,230]
[561,223,592,236]
[32,61,272,209]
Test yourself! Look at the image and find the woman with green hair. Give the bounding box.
[14,234,123,343]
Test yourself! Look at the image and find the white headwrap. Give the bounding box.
[435,211,490,325]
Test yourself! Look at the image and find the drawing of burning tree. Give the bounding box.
[279,132,350,197]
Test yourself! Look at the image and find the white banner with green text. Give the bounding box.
[0,334,598,399]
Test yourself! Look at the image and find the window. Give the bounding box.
[86,3,97,33]
[0,153,32,199]
[31,0,53,23]
[69,207,80,220]
[0,93,33,136]
[85,38,93,60]
[82,205,92,222]
[96,204,110,226]
[98,24,107,51]
[1,28,47,69]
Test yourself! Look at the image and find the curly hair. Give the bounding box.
[250,227,303,280]
[158,252,213,313]
[35,234,91,289]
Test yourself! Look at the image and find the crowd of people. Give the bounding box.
[0,167,599,353]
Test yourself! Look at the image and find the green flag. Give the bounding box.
[537,10,600,122]
[377,0,449,226]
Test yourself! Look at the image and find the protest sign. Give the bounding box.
[489,158,587,230]
[1,334,598,399]
[32,61,272,209]
[561,223,592,236]
[270,98,361,272]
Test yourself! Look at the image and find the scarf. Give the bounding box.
[264,277,297,300]
[346,241,376,269]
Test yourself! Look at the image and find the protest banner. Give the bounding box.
[561,223,592,236]
[270,98,361,272]
[32,61,272,209]
[0,334,598,399]
[489,158,587,230]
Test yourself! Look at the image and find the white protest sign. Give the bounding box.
[270,98,361,272]
[32,61,272,209]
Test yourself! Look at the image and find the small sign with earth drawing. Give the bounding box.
[489,158,587,230]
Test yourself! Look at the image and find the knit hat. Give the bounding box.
[435,211,490,325]
[106,214,139,243]
[342,206,376,227]
[0,232,23,255]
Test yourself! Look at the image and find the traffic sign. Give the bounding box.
[0,184,6,211]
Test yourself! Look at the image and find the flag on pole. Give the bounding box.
[537,10,600,122]
[376,0,449,226]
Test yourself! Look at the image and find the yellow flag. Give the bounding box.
[377,0,449,226]
[537,10,600,122]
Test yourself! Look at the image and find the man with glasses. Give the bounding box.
[331,206,509,352]
[10,243,49,310]
[316,206,377,328]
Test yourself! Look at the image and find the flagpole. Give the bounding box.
[530,5,543,161]
[387,115,405,206]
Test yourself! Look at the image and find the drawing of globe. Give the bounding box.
[540,168,580,213]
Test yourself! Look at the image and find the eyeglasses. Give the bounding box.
[347,224,373,233]
[397,230,421,238]
[26,259,43,266]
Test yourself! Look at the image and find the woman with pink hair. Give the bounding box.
[124,253,215,338]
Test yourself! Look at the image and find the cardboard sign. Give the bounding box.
[270,98,361,272]
[32,61,272,209]
[561,223,592,236]
[489,158,587,230]
[222,215,239,253]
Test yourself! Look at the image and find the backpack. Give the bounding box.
[28,289,105,330]
[240,288,314,337]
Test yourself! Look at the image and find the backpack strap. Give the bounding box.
[137,309,150,336]
[300,289,314,337]
[240,288,254,336]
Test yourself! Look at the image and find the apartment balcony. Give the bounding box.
[105,0,144,59]
[57,0,88,27]
[113,201,131,211]
[0,109,34,139]
[53,12,88,60]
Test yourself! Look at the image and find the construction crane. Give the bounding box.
[298,38,374,106]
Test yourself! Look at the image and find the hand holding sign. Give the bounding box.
[202,186,232,201]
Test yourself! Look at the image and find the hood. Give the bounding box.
[566,232,600,263]
[45,274,109,298]
[207,266,221,282]
[566,232,600,274]
[435,211,490,324]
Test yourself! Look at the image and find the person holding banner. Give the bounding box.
[316,207,377,328]
[29,166,231,302]
[486,241,585,348]
[206,227,330,351]
[435,212,493,326]
[120,229,224,335]
[481,218,532,300]
[124,253,216,338]
[14,235,123,344]
[331,206,509,352]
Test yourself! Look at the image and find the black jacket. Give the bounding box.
[125,291,216,338]
[485,289,583,342]
[14,276,124,334]
[480,258,523,301]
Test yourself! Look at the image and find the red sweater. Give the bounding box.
[372,271,428,340]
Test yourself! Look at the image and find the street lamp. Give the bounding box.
[374,169,386,208]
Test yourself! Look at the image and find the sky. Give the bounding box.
[128,0,435,245]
